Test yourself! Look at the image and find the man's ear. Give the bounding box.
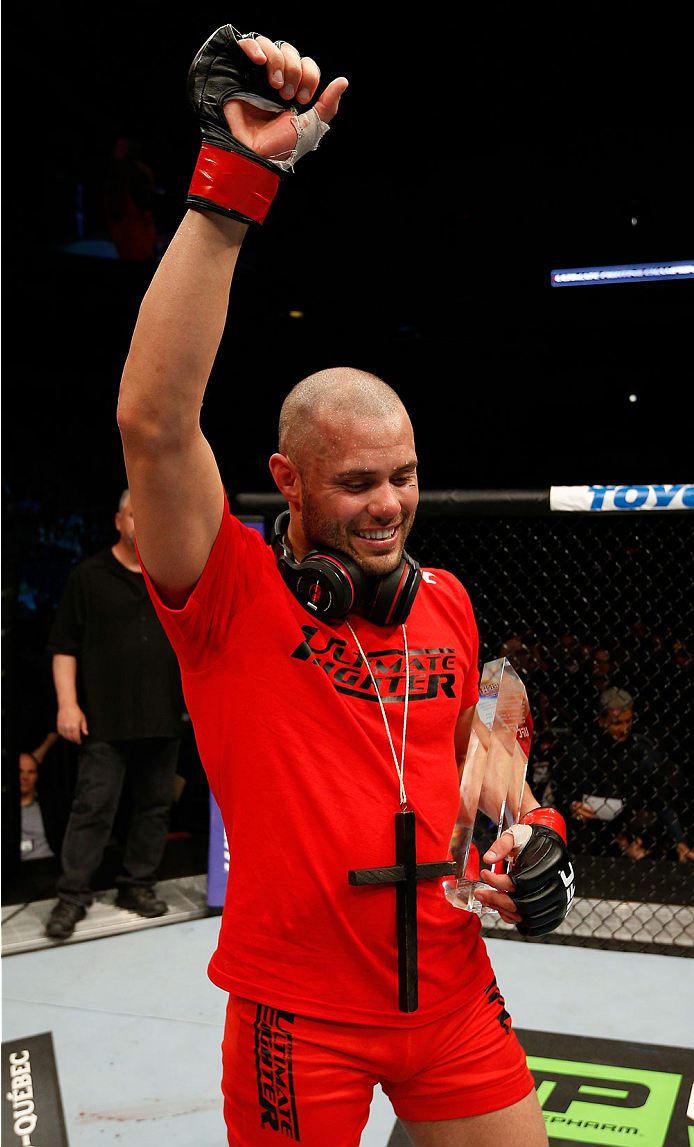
[269,454,301,508]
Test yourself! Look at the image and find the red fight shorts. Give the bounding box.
[221,972,535,1146]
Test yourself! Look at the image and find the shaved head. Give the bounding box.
[270,366,418,575]
[278,367,408,472]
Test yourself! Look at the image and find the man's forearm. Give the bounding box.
[520,783,542,818]
[114,30,345,600]
[53,654,89,742]
[118,210,248,443]
[31,731,59,763]
[52,654,79,707]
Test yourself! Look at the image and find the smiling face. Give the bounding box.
[270,369,420,578]
[291,409,418,577]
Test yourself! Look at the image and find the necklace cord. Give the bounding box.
[345,621,410,809]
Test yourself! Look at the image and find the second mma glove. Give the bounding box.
[505,807,576,937]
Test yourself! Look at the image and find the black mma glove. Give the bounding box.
[186,24,328,225]
[508,808,575,938]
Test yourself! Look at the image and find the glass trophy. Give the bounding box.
[443,657,532,915]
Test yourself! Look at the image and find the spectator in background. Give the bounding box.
[637,630,693,739]
[44,489,184,940]
[589,646,616,696]
[543,631,594,732]
[19,733,60,861]
[671,636,693,679]
[556,687,693,862]
[103,138,158,263]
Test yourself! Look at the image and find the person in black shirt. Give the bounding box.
[558,687,693,861]
[45,489,184,939]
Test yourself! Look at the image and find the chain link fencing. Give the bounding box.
[407,493,693,956]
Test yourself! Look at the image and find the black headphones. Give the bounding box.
[271,510,422,625]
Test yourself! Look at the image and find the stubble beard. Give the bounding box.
[300,501,416,578]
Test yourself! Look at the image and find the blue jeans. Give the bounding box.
[57,738,180,907]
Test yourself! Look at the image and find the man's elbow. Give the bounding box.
[116,391,135,438]
[117,392,194,455]
[117,380,160,441]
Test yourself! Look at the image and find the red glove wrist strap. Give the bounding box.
[520,806,567,845]
[188,143,280,224]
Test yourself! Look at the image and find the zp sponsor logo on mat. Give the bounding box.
[529,1056,683,1146]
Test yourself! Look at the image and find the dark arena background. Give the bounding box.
[2,5,693,1145]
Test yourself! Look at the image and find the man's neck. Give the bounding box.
[111,542,141,573]
[286,519,309,563]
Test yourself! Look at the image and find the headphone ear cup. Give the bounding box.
[272,512,366,621]
[365,555,422,626]
[293,549,366,620]
[272,512,422,625]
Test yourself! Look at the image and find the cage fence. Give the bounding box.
[408,500,693,956]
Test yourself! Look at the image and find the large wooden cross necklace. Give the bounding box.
[344,621,456,1012]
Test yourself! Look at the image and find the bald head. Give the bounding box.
[269,367,418,573]
[278,367,409,472]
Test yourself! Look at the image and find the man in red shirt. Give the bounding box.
[118,25,572,1146]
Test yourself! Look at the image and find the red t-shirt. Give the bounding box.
[142,504,492,1025]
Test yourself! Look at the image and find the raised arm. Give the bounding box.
[117,26,347,606]
[117,211,243,606]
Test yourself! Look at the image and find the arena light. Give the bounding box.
[550,261,694,287]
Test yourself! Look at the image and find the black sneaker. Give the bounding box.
[115,886,168,918]
[46,901,87,940]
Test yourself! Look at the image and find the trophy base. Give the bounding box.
[443,878,499,917]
